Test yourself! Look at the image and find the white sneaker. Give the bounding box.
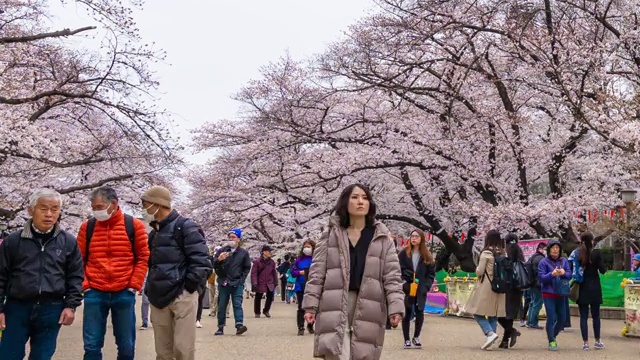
[196,321,202,328]
[481,332,499,350]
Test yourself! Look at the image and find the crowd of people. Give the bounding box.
[0,183,634,359]
[465,231,609,352]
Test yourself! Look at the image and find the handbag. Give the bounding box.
[569,281,580,302]
[553,276,571,297]
[409,273,419,297]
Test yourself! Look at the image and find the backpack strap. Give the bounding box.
[173,216,189,253]
[85,218,97,262]
[124,214,136,259]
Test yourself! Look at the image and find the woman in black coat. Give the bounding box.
[498,233,524,349]
[398,229,436,349]
[576,232,607,351]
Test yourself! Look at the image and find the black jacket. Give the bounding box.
[146,210,212,309]
[213,245,251,287]
[505,243,524,320]
[527,251,545,288]
[577,249,607,305]
[398,249,436,309]
[0,222,84,312]
[277,261,290,280]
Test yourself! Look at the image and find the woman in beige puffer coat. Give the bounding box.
[302,184,405,360]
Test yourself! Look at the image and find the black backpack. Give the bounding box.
[485,254,514,293]
[512,260,531,291]
[85,214,136,262]
[525,253,542,287]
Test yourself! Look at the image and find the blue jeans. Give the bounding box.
[527,287,543,327]
[474,315,498,336]
[217,284,244,327]
[83,289,136,360]
[141,292,150,325]
[0,299,64,360]
[542,296,567,342]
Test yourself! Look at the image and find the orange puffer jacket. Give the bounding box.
[77,208,150,292]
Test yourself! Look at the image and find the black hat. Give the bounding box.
[261,245,273,252]
[536,242,547,250]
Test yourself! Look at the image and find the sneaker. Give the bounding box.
[594,341,604,350]
[236,324,248,335]
[509,329,521,348]
[214,328,224,336]
[297,328,305,336]
[139,322,148,330]
[549,340,558,351]
[519,320,527,327]
[196,321,202,328]
[307,324,315,334]
[412,337,422,348]
[208,312,216,317]
[404,340,412,349]
[482,332,499,350]
[582,343,590,351]
[255,314,260,318]
[264,312,271,318]
[528,324,543,330]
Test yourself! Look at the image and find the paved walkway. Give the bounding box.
[51,296,638,359]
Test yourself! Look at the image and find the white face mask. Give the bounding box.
[93,204,113,222]
[303,247,312,256]
[142,204,159,223]
[226,240,236,248]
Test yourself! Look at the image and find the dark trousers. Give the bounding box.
[521,291,531,321]
[280,278,287,301]
[82,289,136,360]
[296,291,306,329]
[543,296,567,342]
[578,303,601,342]
[564,297,571,327]
[196,287,206,321]
[498,318,514,341]
[254,291,274,315]
[0,299,64,360]
[402,302,424,341]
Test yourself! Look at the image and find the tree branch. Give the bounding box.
[0,26,97,44]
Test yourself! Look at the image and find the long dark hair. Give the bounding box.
[579,232,594,267]
[505,233,524,262]
[404,229,434,264]
[333,183,377,228]
[482,229,505,256]
[298,240,316,258]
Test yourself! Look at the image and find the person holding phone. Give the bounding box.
[213,229,251,336]
[538,240,572,351]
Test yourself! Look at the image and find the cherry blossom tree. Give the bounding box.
[0,1,179,230]
[190,0,640,271]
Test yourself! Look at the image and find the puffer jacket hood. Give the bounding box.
[546,239,562,254]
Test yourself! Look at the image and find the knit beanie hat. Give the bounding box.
[229,228,242,239]
[141,186,172,208]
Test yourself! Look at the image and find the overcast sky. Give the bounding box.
[49,0,375,164]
